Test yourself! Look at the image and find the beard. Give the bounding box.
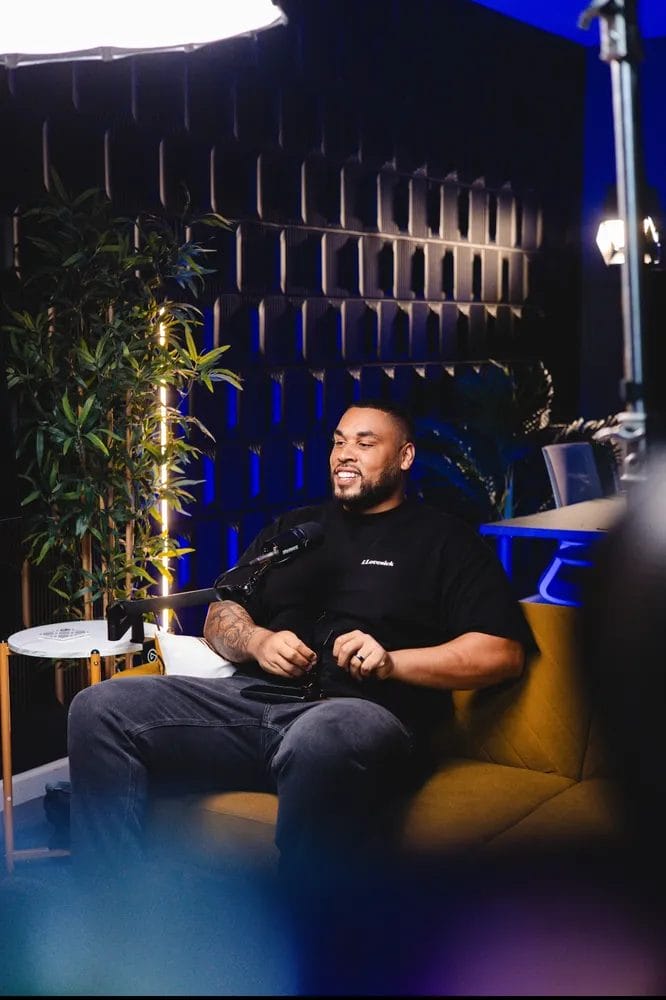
[331,461,404,512]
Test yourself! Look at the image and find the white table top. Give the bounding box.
[479,496,627,542]
[8,620,157,658]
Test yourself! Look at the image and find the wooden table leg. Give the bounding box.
[54,661,66,705]
[1,642,15,874]
[89,649,102,686]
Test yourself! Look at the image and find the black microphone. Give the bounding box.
[107,522,324,642]
[247,520,324,565]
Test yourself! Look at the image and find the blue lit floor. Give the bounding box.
[0,795,75,929]
[0,796,302,996]
[1,794,65,851]
[0,797,661,996]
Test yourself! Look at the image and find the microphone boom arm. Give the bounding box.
[107,520,324,642]
[107,561,270,642]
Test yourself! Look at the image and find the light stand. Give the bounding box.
[579,0,649,485]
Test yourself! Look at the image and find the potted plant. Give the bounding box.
[411,359,619,527]
[1,173,241,623]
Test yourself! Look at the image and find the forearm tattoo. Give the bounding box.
[206,601,260,661]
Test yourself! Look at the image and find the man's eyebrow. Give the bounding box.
[332,429,380,439]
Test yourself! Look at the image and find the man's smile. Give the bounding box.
[334,467,361,483]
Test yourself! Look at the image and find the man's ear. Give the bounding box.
[400,442,416,471]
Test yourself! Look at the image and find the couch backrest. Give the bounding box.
[435,601,609,781]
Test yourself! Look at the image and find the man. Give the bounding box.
[67,399,529,880]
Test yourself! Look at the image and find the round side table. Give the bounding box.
[1,619,156,873]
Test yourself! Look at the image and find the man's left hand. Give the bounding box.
[332,630,394,681]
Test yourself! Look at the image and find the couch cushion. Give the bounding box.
[110,660,162,677]
[148,791,279,872]
[486,777,626,852]
[436,602,595,781]
[399,757,575,854]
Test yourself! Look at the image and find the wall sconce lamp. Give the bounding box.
[596,215,661,266]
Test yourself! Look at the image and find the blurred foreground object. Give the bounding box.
[581,449,666,859]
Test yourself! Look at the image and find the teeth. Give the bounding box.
[337,471,358,479]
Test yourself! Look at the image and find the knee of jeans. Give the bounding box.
[276,700,408,775]
[67,682,120,741]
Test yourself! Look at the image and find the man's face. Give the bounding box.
[329,407,415,513]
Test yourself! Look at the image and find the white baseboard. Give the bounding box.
[0,757,70,811]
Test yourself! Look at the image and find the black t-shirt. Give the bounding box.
[231,497,532,733]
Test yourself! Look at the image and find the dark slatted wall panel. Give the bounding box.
[0,0,584,630]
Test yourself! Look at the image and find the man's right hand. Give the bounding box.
[247,628,318,679]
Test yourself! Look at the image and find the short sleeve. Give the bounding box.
[438,526,535,650]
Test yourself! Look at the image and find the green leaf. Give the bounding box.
[62,251,87,267]
[209,370,243,389]
[200,345,231,363]
[196,212,233,229]
[184,327,198,361]
[36,428,45,468]
[132,565,158,584]
[49,168,69,202]
[187,416,216,441]
[61,391,76,426]
[162,546,195,557]
[78,395,95,426]
[85,432,110,456]
[20,490,41,507]
[35,537,55,564]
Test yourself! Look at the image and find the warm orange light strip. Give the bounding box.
[158,319,169,631]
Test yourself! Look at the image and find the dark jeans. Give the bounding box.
[67,672,417,882]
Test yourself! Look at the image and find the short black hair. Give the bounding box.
[342,398,416,444]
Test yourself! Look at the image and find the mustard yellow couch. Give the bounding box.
[120,600,624,873]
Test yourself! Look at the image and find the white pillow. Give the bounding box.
[155,632,237,679]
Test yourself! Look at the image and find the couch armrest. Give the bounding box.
[110,659,162,678]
